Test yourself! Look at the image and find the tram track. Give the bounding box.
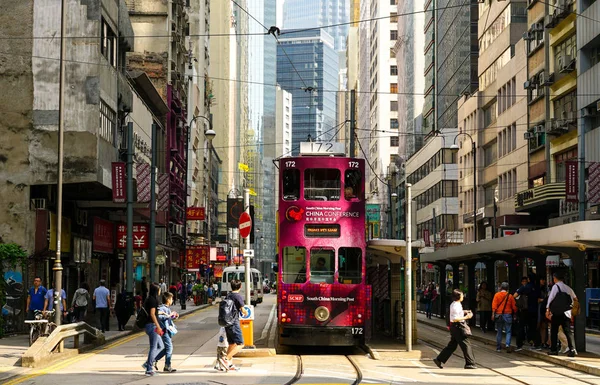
[283,354,362,385]
[420,334,599,385]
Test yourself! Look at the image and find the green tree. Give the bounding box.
[0,243,27,338]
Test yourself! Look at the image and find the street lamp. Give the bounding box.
[450,133,476,243]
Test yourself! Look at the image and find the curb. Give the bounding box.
[235,348,277,358]
[363,344,380,360]
[418,319,600,376]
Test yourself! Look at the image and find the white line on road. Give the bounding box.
[411,360,439,378]
[258,304,277,342]
[268,306,278,347]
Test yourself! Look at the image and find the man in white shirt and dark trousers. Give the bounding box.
[546,272,577,357]
[93,280,111,332]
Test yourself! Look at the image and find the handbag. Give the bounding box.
[494,293,510,321]
[135,306,149,329]
[454,321,472,338]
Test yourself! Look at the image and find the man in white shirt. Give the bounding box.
[546,272,577,356]
[159,279,167,301]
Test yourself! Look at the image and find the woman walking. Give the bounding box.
[433,289,477,369]
[142,283,165,377]
[424,283,438,319]
[476,281,493,333]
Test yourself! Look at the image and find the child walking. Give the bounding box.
[155,292,179,372]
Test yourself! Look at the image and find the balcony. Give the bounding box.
[514,182,565,213]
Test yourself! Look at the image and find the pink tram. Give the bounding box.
[276,148,371,346]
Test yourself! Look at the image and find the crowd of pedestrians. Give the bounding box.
[430,271,579,370]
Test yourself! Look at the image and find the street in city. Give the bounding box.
[1,294,600,385]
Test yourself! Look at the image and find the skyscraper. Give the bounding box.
[277,29,339,153]
[282,0,350,51]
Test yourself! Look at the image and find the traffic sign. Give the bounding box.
[243,249,254,258]
[239,212,252,238]
[240,304,254,320]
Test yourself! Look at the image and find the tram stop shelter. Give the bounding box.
[421,221,600,352]
[366,239,424,346]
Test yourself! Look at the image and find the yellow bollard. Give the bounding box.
[240,319,254,347]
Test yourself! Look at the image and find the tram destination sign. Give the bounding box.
[299,142,345,156]
[304,224,340,237]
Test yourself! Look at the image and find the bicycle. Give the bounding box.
[25,309,57,346]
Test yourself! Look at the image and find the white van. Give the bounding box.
[221,266,263,305]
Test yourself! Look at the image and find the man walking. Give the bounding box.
[546,272,577,357]
[492,282,517,352]
[222,279,247,370]
[93,280,111,332]
[159,279,167,299]
[43,284,67,320]
[26,277,47,320]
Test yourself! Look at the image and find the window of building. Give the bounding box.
[304,169,340,201]
[390,101,398,111]
[553,91,577,121]
[484,184,497,206]
[483,100,498,127]
[390,83,398,93]
[101,18,117,67]
[390,49,396,58]
[282,169,300,201]
[100,100,116,144]
[390,30,398,40]
[483,142,497,166]
[338,247,362,284]
[282,246,306,283]
[554,34,576,71]
[390,136,399,147]
[390,118,399,129]
[555,148,577,182]
[390,65,398,76]
[390,12,398,22]
[390,0,397,5]
[479,47,512,90]
[528,71,545,102]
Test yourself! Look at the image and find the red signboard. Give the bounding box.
[186,207,206,220]
[213,264,224,278]
[93,217,114,253]
[136,162,151,203]
[423,229,430,247]
[288,294,304,302]
[185,245,209,270]
[239,212,252,238]
[116,224,149,249]
[589,162,600,205]
[112,162,126,203]
[566,160,578,203]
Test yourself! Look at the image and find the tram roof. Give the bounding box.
[420,221,600,264]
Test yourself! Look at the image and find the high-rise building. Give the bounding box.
[276,29,339,153]
[282,0,350,51]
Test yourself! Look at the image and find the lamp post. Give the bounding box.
[450,133,476,242]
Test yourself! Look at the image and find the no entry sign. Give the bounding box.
[239,212,252,238]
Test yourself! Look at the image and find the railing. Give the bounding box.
[22,322,105,368]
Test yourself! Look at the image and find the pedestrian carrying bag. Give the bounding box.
[516,293,528,310]
[494,293,510,321]
[550,285,573,315]
[455,321,472,338]
[135,306,149,329]
[218,295,237,327]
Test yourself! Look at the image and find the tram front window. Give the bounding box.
[283,169,300,201]
[338,247,362,284]
[282,246,307,283]
[310,248,334,283]
[304,169,341,201]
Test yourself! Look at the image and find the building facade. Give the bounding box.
[276,29,339,153]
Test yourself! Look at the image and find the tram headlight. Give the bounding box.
[282,313,287,318]
[314,306,330,322]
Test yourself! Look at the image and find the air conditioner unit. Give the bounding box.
[523,31,533,40]
[545,14,556,28]
[524,132,534,139]
[541,72,554,86]
[532,23,544,32]
[534,125,545,134]
[524,80,533,89]
[30,198,47,210]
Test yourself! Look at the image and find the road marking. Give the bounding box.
[268,309,278,348]
[259,304,277,342]
[411,360,439,378]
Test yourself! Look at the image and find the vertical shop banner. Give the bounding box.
[185,245,209,270]
[93,217,114,253]
[588,162,600,205]
[227,198,244,228]
[423,229,430,247]
[112,162,126,203]
[136,162,151,203]
[565,161,578,203]
[49,212,72,252]
[186,207,206,220]
[116,224,149,249]
[157,173,170,211]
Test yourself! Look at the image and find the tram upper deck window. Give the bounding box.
[338,247,362,284]
[310,248,335,284]
[282,246,307,283]
[304,169,341,201]
[344,169,362,201]
[283,169,300,201]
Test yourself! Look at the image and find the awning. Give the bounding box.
[421,221,600,263]
[367,239,425,264]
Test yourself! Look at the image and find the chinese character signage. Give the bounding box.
[136,162,151,203]
[366,204,381,223]
[565,161,578,203]
[423,229,430,247]
[116,224,149,249]
[588,162,600,205]
[185,245,209,271]
[93,217,114,253]
[186,207,206,220]
[112,162,126,203]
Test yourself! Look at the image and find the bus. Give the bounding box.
[276,143,371,346]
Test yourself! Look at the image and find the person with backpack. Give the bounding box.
[491,282,517,352]
[71,283,90,322]
[218,279,248,371]
[546,272,577,357]
[140,283,165,376]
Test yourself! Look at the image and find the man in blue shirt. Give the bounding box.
[43,286,67,319]
[26,276,47,320]
[93,280,111,332]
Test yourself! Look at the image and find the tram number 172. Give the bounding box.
[351,327,363,335]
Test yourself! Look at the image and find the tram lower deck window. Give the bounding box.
[309,248,335,284]
[282,246,307,283]
[339,247,362,284]
[304,169,341,201]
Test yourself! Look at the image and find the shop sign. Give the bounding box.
[502,229,517,237]
[117,224,149,249]
[366,204,380,223]
[186,207,206,220]
[588,162,600,205]
[186,245,209,270]
[423,229,430,247]
[93,217,114,253]
[565,161,578,203]
[155,254,167,265]
[111,162,126,203]
[49,212,72,253]
[136,162,151,203]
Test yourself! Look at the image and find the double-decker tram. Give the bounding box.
[276,142,371,347]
